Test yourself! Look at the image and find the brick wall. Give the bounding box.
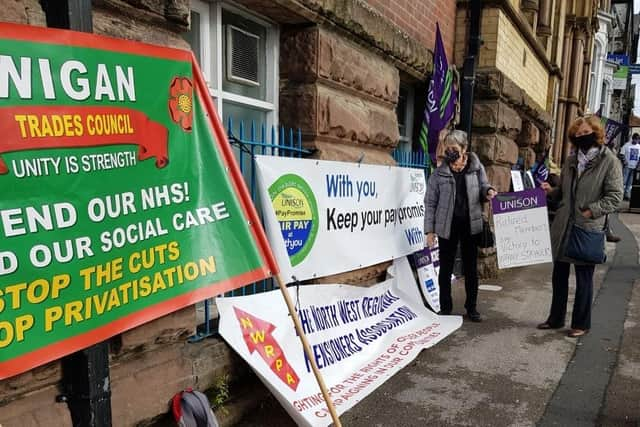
[478,8,550,109]
[365,0,457,58]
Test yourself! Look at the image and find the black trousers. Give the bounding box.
[438,218,478,313]
[546,261,595,330]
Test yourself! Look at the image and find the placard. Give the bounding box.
[511,170,524,192]
[411,248,440,312]
[254,156,426,281]
[217,257,461,427]
[491,188,552,269]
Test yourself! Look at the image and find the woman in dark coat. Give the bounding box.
[424,130,496,322]
[538,116,623,337]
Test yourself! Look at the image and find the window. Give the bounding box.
[186,1,279,134]
[396,84,415,151]
[600,81,610,116]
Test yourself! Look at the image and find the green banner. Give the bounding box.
[0,23,274,379]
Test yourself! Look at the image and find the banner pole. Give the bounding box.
[274,273,342,427]
[191,51,339,426]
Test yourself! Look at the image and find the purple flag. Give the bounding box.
[603,118,625,146]
[595,109,626,146]
[531,149,550,185]
[419,24,457,170]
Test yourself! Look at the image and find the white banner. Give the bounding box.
[254,155,426,282]
[217,257,461,426]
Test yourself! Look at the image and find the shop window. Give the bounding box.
[185,1,278,133]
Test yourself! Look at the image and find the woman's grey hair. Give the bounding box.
[442,130,469,150]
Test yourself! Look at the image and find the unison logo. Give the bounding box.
[268,174,319,266]
[410,172,425,195]
[496,194,539,211]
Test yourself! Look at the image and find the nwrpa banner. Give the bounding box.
[254,155,426,281]
[217,257,462,427]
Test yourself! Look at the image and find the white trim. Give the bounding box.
[589,39,604,113]
[214,2,223,113]
[601,80,611,117]
[266,22,279,130]
[191,0,212,86]
[188,1,279,124]
[220,1,275,27]
[221,92,275,110]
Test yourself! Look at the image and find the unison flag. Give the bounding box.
[595,109,626,146]
[419,24,457,170]
[531,149,550,185]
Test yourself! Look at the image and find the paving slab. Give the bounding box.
[538,216,638,427]
[596,213,640,427]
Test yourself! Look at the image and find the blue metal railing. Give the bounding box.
[392,148,429,172]
[190,124,429,341]
[190,118,311,341]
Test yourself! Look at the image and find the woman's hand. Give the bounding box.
[487,189,497,200]
[426,233,436,248]
[540,182,552,194]
[581,209,593,219]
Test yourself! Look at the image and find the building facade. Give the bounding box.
[587,10,616,117]
[453,0,607,274]
[586,1,637,150]
[606,0,635,144]
[0,1,456,425]
[455,0,614,170]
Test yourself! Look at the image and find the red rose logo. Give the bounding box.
[168,77,193,132]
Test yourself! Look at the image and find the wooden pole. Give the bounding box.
[274,273,342,427]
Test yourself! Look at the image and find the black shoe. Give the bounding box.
[467,310,482,322]
[606,234,621,243]
[536,322,563,330]
[439,310,451,316]
[568,328,588,338]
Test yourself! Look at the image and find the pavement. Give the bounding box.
[236,209,640,427]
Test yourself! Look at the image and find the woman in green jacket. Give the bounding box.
[538,116,623,337]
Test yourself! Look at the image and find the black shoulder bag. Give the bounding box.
[474,218,494,248]
[564,168,607,264]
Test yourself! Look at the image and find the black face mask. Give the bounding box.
[570,133,597,151]
[444,149,461,164]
